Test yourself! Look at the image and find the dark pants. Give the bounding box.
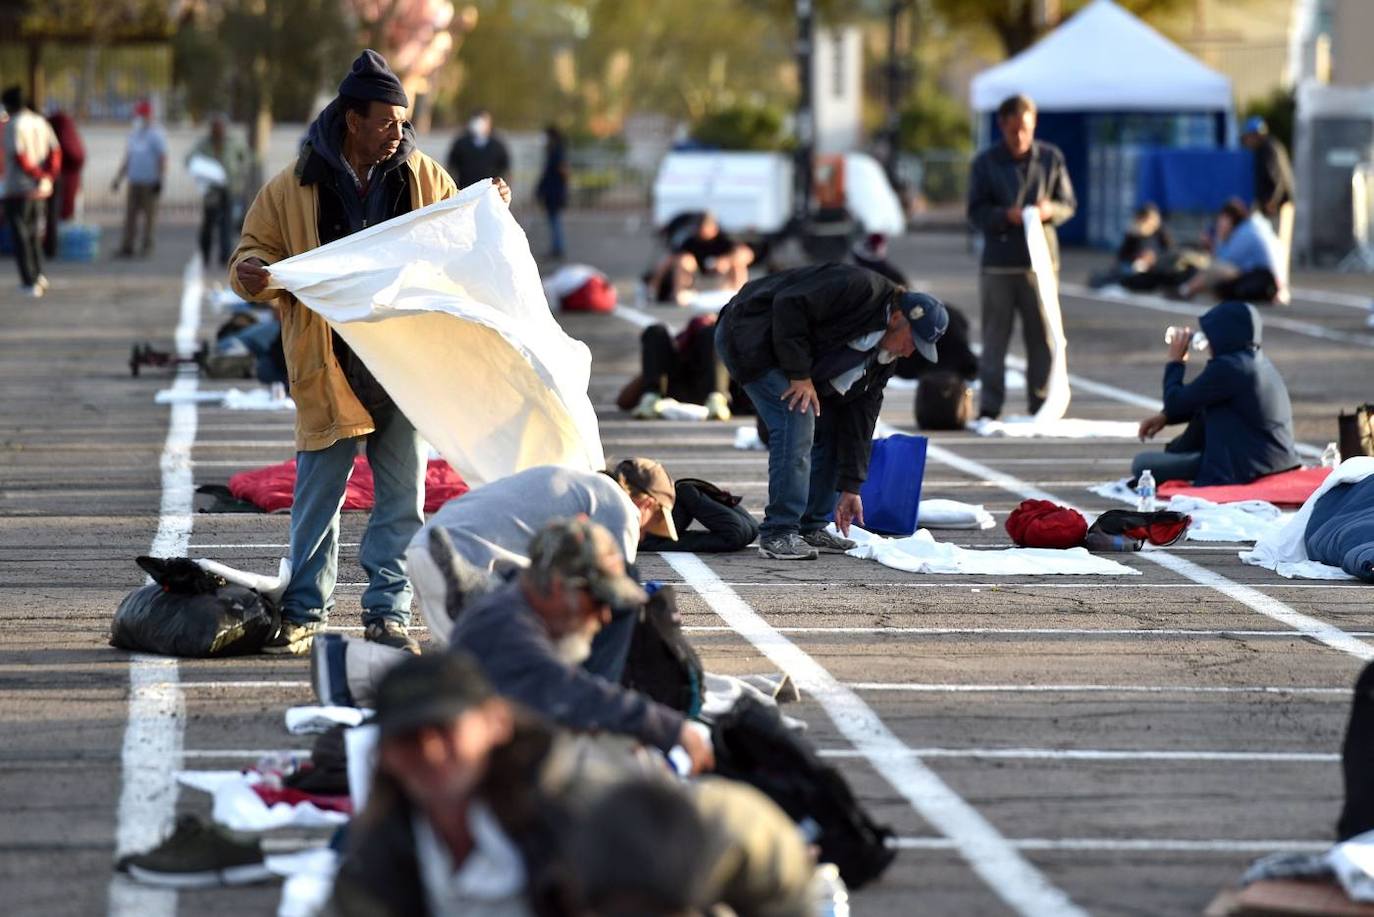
[4,197,43,287]
[1215,267,1278,304]
[641,324,731,405]
[641,481,760,553]
[979,270,1052,417]
[199,188,235,266]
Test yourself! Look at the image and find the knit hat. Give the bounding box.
[338,49,408,108]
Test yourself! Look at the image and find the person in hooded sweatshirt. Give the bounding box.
[229,50,511,657]
[1133,300,1299,486]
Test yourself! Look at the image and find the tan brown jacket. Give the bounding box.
[229,150,457,451]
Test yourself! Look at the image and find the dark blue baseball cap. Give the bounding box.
[899,291,949,363]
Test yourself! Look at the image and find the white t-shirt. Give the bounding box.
[413,803,531,917]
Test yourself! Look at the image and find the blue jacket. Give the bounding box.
[1162,300,1299,486]
[1305,476,1374,582]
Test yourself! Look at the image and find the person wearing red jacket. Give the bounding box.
[2,86,60,297]
[42,106,85,259]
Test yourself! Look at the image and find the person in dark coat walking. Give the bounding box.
[1241,116,1295,220]
[715,263,948,560]
[966,94,1076,420]
[445,108,511,189]
[535,125,569,259]
[1133,300,1299,486]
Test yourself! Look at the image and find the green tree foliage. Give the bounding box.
[1244,87,1295,151]
[691,101,789,150]
[928,0,1190,57]
[172,0,355,123]
[898,82,970,152]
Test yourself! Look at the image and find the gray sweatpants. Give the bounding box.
[978,270,1053,417]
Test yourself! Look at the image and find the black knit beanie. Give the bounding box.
[338,49,408,108]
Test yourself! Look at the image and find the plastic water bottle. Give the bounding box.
[1136,469,1156,511]
[1322,442,1342,468]
[811,863,850,917]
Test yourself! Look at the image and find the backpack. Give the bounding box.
[915,370,974,430]
[621,584,704,718]
[710,695,896,889]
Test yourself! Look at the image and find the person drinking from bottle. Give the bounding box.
[1133,300,1299,486]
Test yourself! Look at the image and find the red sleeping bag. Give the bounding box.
[1005,499,1089,549]
[561,274,617,313]
[1156,466,1331,508]
[228,457,469,513]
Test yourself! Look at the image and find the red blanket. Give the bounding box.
[228,457,469,513]
[1157,466,1330,508]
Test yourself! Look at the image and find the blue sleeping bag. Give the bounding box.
[1305,476,1374,582]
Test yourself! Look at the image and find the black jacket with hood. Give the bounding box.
[717,263,901,492]
[966,140,1076,270]
[1161,300,1300,487]
[297,100,418,413]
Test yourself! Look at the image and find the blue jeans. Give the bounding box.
[716,326,840,540]
[281,404,426,626]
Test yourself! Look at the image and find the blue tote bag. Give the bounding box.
[852,433,928,537]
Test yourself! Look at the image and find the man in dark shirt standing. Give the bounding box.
[445,108,511,188]
[1241,116,1295,220]
[966,94,1076,420]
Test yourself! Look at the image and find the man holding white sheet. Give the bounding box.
[966,93,1076,420]
[229,49,509,657]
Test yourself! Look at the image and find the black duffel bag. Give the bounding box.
[110,556,279,657]
[711,695,895,889]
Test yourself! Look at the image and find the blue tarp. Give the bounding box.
[1137,148,1254,214]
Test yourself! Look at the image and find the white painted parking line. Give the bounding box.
[1290,287,1373,310]
[848,682,1346,696]
[818,747,1338,763]
[892,837,1330,853]
[663,552,1087,917]
[683,626,1374,638]
[178,749,308,759]
[176,681,311,690]
[109,257,203,917]
[1060,282,1374,350]
[925,442,1374,662]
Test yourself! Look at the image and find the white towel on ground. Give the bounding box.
[733,426,764,450]
[918,499,996,530]
[268,848,340,917]
[155,387,295,411]
[840,525,1137,576]
[284,705,370,735]
[1165,496,1288,543]
[1240,457,1374,580]
[973,417,1140,439]
[176,771,349,831]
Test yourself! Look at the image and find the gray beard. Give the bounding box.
[555,632,593,666]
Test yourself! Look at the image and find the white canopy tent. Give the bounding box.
[969,0,1233,114]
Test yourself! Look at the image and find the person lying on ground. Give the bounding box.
[646,211,754,305]
[638,477,759,555]
[446,518,714,772]
[332,652,812,917]
[566,776,815,917]
[315,517,713,773]
[1178,198,1282,304]
[1305,473,1374,583]
[1133,300,1299,486]
[716,263,948,560]
[624,314,751,422]
[310,458,672,691]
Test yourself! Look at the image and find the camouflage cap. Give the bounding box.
[528,516,649,612]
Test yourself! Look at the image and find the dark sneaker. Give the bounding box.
[118,814,272,888]
[802,529,857,553]
[262,620,324,656]
[758,534,819,560]
[310,633,354,707]
[364,620,420,655]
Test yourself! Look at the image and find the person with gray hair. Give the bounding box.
[966,93,1076,420]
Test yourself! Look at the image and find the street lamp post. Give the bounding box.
[793,0,815,230]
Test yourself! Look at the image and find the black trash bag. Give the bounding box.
[711,695,896,889]
[110,556,279,657]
